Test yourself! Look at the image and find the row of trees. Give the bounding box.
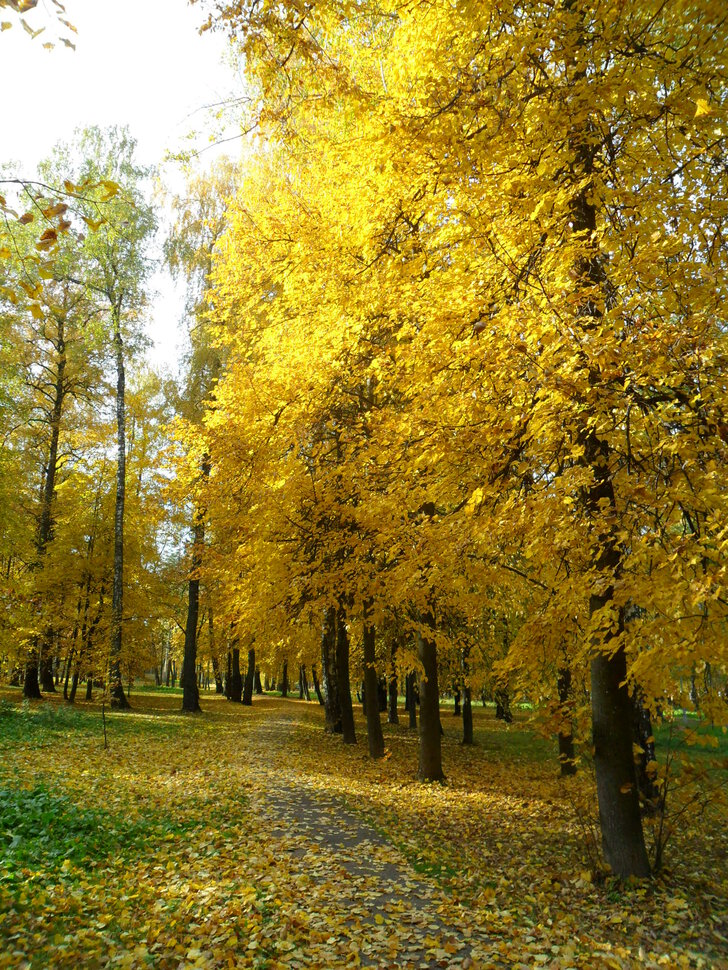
[3,0,726,884]
[0,128,184,704]
[170,0,728,880]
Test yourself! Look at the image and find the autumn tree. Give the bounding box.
[201,0,728,877]
[68,127,156,709]
[165,160,237,713]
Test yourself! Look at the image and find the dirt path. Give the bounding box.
[237,702,490,969]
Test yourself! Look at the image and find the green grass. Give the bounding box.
[0,781,205,893]
[654,718,728,763]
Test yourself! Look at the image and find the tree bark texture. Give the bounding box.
[321,607,341,732]
[243,646,255,705]
[363,622,384,758]
[229,643,242,702]
[387,638,399,724]
[462,685,474,746]
[416,627,444,781]
[182,516,204,713]
[311,665,324,706]
[336,605,356,745]
[406,671,417,729]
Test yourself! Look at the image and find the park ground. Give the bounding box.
[0,689,727,969]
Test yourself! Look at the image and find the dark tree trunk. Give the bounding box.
[225,650,232,698]
[182,516,204,713]
[280,660,289,698]
[363,621,384,758]
[229,643,242,702]
[321,607,341,732]
[23,657,42,699]
[40,647,57,693]
[568,101,650,877]
[85,677,93,701]
[63,646,75,700]
[557,666,577,776]
[336,605,356,745]
[311,664,324,705]
[495,688,512,723]
[592,644,650,877]
[211,654,224,694]
[388,638,399,724]
[632,688,660,812]
[69,665,80,704]
[453,689,461,716]
[109,316,130,710]
[406,671,417,729]
[243,646,255,705]
[299,665,310,701]
[416,627,444,781]
[462,685,473,745]
[254,668,263,694]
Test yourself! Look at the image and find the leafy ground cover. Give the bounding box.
[0,689,726,969]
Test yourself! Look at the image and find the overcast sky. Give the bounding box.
[0,0,241,369]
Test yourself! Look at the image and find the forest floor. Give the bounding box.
[0,689,727,970]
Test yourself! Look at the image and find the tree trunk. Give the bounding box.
[182,514,204,713]
[592,643,650,877]
[416,626,444,781]
[321,607,341,732]
[406,671,417,729]
[495,688,512,723]
[109,316,130,710]
[632,688,660,813]
[363,621,384,758]
[63,645,75,700]
[462,685,473,745]
[299,665,310,701]
[557,666,577,777]
[453,689,461,716]
[280,659,289,698]
[254,667,263,694]
[243,646,255,705]
[336,604,356,745]
[69,665,80,704]
[388,638,399,724]
[566,88,650,876]
[311,664,324,705]
[224,650,232,698]
[40,647,57,693]
[211,654,224,694]
[229,644,243,702]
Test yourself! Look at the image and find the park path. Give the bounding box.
[236,701,494,970]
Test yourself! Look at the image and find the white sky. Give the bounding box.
[0,0,242,370]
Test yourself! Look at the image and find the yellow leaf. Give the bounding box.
[42,202,68,219]
[694,98,712,118]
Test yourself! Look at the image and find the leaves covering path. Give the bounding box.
[0,691,726,969]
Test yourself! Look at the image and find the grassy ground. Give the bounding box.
[0,687,726,969]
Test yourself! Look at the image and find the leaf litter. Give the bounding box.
[0,691,726,969]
